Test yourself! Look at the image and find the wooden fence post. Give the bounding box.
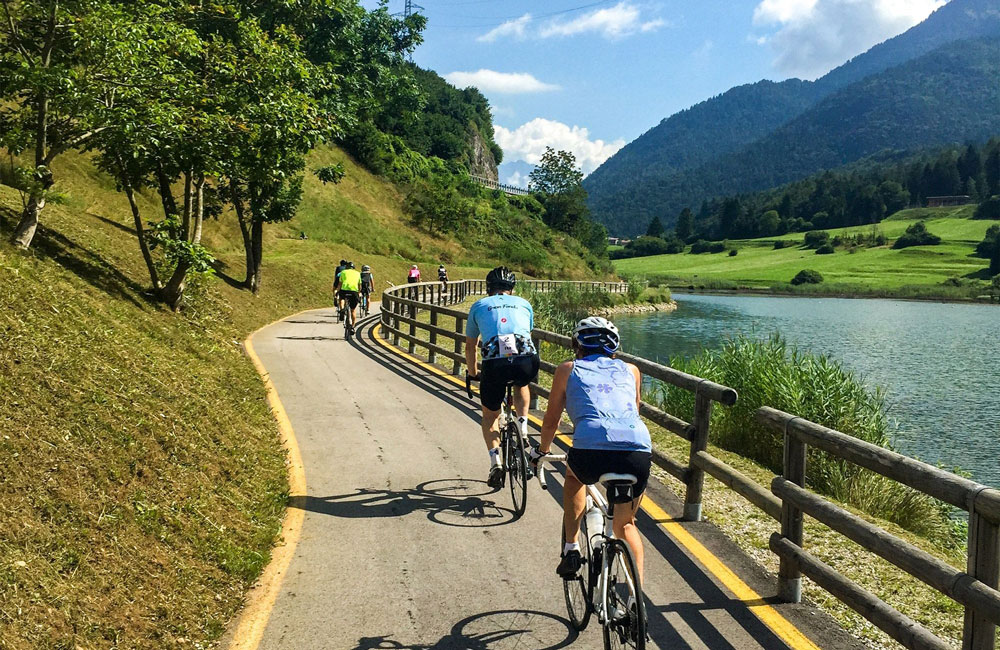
[428,310,438,364]
[778,427,807,604]
[683,391,714,521]
[963,504,1000,650]
[408,300,417,355]
[391,298,400,346]
[380,297,389,340]
[529,333,540,410]
[453,317,464,375]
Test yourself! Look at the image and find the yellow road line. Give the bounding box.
[227,313,310,650]
[641,497,822,650]
[372,322,820,650]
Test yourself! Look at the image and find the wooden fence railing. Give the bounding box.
[378,279,1000,650]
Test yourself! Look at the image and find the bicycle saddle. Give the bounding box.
[599,473,638,486]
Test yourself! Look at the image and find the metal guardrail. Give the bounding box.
[379,279,1000,650]
[468,174,531,196]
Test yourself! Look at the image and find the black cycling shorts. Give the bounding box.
[339,290,359,309]
[567,448,652,504]
[479,354,540,411]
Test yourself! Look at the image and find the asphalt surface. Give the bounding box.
[246,308,861,650]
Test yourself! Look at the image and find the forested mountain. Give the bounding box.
[585,0,1000,236]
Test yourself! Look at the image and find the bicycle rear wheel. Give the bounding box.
[562,515,593,631]
[505,423,528,517]
[602,539,646,650]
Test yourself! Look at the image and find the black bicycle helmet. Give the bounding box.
[485,266,516,293]
[339,259,347,266]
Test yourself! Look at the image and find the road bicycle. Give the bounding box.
[536,454,647,649]
[360,291,371,317]
[465,374,530,517]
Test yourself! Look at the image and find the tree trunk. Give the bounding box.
[191,175,204,245]
[156,163,179,220]
[11,195,44,248]
[181,171,192,240]
[230,179,255,291]
[250,218,263,294]
[121,171,161,290]
[159,261,190,311]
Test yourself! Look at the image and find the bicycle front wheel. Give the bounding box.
[562,515,593,631]
[505,424,528,517]
[603,539,646,650]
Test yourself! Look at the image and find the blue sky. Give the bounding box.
[364,0,947,184]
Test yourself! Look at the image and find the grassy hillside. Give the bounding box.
[0,144,591,649]
[616,207,998,296]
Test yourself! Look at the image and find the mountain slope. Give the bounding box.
[600,36,1000,235]
[585,0,1000,235]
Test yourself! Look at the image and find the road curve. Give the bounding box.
[229,308,862,650]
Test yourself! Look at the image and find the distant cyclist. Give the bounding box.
[407,264,421,284]
[360,264,375,315]
[335,262,362,336]
[531,317,651,581]
[333,259,349,321]
[465,267,539,488]
[438,264,448,289]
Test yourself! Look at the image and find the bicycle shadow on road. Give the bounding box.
[291,478,520,528]
[350,609,578,650]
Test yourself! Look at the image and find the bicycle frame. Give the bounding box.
[536,455,640,626]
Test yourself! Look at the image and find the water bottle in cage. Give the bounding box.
[585,497,604,550]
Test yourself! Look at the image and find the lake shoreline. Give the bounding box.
[601,300,678,316]
[664,284,999,306]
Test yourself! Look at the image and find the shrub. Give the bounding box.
[646,336,954,544]
[816,243,835,255]
[791,269,823,285]
[803,230,830,249]
[773,240,792,250]
[690,239,727,254]
[728,249,738,257]
[892,221,941,249]
[973,196,1000,220]
[610,235,685,259]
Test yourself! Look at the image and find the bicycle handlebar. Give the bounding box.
[534,453,567,491]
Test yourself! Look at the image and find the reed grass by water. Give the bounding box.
[647,335,957,546]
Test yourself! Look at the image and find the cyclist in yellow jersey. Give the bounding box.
[334,262,363,336]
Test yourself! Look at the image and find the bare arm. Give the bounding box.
[465,337,479,376]
[539,362,573,454]
[628,363,642,408]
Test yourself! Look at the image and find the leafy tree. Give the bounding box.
[974,196,1000,220]
[791,269,823,285]
[645,215,664,238]
[804,230,830,249]
[674,207,694,241]
[893,221,941,249]
[0,0,137,248]
[878,180,910,215]
[529,147,584,195]
[759,210,780,236]
[610,235,683,259]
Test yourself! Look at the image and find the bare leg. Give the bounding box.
[481,407,501,451]
[514,384,531,419]
[612,497,645,582]
[563,470,587,545]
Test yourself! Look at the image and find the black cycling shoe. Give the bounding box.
[487,465,505,489]
[556,550,583,579]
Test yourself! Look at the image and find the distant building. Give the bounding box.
[927,196,971,208]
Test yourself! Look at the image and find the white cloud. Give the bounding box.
[495,118,625,176]
[477,13,531,43]
[443,70,560,94]
[540,2,667,39]
[506,170,528,188]
[752,0,946,79]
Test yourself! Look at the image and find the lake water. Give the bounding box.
[614,293,1000,486]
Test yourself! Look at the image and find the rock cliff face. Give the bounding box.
[467,125,498,181]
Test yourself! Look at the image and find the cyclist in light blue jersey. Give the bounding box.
[465,267,539,488]
[532,316,652,581]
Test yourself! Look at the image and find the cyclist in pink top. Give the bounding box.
[407,265,421,283]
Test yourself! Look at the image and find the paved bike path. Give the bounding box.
[239,308,861,650]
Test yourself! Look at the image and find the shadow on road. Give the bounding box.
[351,609,577,649]
[291,478,519,528]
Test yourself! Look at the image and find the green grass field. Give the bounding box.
[615,207,997,294]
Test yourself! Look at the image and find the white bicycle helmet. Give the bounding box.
[572,316,620,354]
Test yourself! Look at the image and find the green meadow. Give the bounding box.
[615,206,998,294]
